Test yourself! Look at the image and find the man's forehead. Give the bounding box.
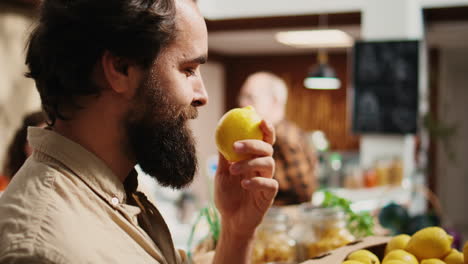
[175,0,204,27]
[241,83,262,98]
[247,76,271,91]
[171,0,207,52]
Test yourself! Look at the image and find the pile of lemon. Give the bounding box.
[343,227,468,264]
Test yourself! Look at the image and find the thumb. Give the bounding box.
[217,152,230,172]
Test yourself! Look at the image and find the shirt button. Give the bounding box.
[111,197,119,206]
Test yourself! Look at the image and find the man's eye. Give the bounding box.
[184,68,196,77]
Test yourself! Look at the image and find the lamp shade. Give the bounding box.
[304,63,341,90]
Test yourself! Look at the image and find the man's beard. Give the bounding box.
[125,71,198,189]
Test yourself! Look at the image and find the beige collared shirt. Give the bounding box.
[0,127,188,264]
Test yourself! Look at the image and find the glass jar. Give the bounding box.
[388,157,403,186]
[294,206,355,261]
[252,208,296,264]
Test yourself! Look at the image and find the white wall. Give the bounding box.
[359,0,424,180]
[0,5,41,170]
[189,61,225,205]
[437,47,468,240]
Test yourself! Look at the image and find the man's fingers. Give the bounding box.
[260,120,275,145]
[241,177,278,202]
[233,140,273,157]
[231,120,275,160]
[229,157,274,177]
[217,152,230,172]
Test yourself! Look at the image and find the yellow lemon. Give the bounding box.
[444,249,464,264]
[385,234,411,255]
[382,249,418,264]
[349,257,374,264]
[463,242,468,264]
[421,259,446,264]
[347,250,380,264]
[449,235,454,246]
[215,106,263,162]
[406,227,452,260]
[343,261,366,264]
[382,261,406,264]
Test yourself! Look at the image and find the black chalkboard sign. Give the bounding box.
[352,40,419,134]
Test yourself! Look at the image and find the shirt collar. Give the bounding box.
[28,127,129,205]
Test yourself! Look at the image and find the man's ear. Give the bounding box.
[101,51,132,94]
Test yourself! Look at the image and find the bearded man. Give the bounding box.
[0,0,278,263]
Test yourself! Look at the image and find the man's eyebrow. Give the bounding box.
[182,54,208,65]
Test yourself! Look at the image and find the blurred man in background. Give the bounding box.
[239,71,317,205]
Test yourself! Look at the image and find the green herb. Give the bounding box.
[187,204,221,259]
[322,190,374,238]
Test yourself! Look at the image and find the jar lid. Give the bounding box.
[300,206,345,222]
[263,207,289,224]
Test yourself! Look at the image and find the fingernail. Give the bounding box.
[242,179,251,187]
[234,142,244,151]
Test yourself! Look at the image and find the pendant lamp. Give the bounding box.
[303,14,341,90]
[304,50,341,90]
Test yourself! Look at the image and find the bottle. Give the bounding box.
[375,160,389,186]
[389,157,403,186]
[364,167,377,188]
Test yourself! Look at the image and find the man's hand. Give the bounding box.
[213,120,278,264]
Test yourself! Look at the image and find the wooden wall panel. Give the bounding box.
[223,52,359,151]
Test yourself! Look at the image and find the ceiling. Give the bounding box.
[199,0,468,20]
[208,21,468,56]
[208,26,360,55]
[202,0,468,56]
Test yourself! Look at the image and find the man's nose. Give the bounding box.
[191,77,208,107]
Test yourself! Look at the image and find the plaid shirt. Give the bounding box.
[273,120,317,206]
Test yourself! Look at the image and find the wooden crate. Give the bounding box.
[301,236,391,263]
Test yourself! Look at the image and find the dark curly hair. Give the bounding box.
[25,0,176,125]
[3,111,46,179]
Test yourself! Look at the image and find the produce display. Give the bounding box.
[192,122,465,264]
[341,227,466,264]
[189,205,467,264]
